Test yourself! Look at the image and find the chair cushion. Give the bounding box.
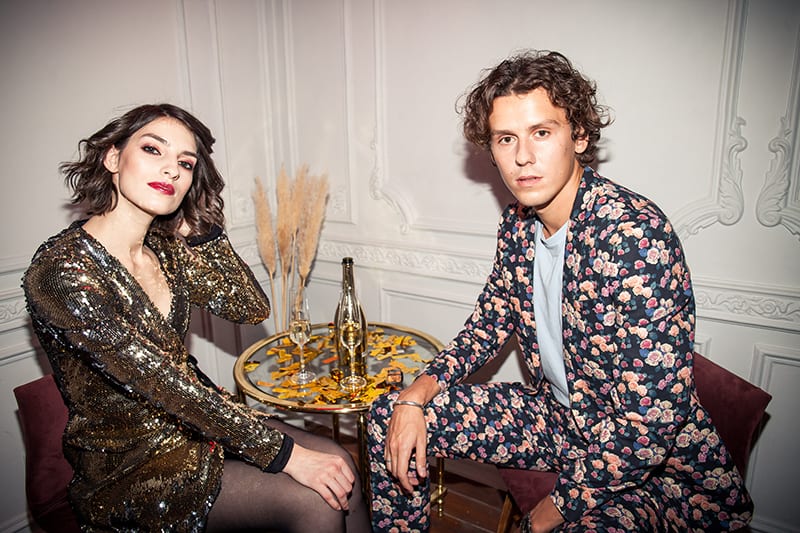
[13,374,80,532]
[693,353,772,475]
[499,469,558,515]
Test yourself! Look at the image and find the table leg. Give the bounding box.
[431,457,447,517]
[357,411,369,502]
[332,413,340,442]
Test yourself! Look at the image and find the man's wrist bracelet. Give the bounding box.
[394,400,425,410]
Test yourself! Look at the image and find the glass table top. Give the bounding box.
[234,322,444,414]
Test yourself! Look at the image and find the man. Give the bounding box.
[367,50,753,532]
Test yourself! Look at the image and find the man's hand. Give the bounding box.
[384,374,439,493]
[519,496,564,533]
[385,400,429,492]
[283,444,355,511]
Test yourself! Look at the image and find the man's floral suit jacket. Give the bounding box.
[424,167,753,529]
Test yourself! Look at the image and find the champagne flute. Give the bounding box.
[288,288,315,385]
[337,292,367,393]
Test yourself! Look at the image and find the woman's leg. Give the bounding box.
[367,382,569,532]
[206,418,371,533]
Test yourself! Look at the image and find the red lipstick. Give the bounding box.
[148,182,175,195]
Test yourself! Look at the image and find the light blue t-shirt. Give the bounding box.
[533,220,570,407]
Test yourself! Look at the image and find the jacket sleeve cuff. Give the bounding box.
[186,224,224,247]
[265,434,294,473]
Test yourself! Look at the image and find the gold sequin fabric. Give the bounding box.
[23,222,278,532]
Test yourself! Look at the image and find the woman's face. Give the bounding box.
[103,117,197,221]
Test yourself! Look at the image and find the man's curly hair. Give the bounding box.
[460,50,611,166]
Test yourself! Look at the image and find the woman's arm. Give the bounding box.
[24,252,285,472]
[168,225,271,324]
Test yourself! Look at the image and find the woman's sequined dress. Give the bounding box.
[23,222,282,531]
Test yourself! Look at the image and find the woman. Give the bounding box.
[23,104,370,532]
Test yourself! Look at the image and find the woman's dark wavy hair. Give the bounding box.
[60,103,224,237]
[460,50,612,166]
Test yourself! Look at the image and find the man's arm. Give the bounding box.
[385,206,523,490]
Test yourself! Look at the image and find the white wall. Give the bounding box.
[1,1,797,531]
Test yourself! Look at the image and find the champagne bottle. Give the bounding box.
[334,257,368,376]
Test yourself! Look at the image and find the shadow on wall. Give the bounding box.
[461,142,515,213]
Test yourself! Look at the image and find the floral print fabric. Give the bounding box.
[368,168,752,532]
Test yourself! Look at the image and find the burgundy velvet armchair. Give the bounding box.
[496,353,772,533]
[14,374,80,533]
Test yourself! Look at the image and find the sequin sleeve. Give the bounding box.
[172,225,271,324]
[23,240,285,472]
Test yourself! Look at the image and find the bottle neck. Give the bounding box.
[341,263,355,293]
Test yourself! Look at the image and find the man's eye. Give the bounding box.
[498,136,514,144]
[142,145,160,155]
[534,130,549,138]
[179,161,194,171]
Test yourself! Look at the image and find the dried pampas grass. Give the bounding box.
[252,177,279,332]
[253,165,329,332]
[297,173,329,286]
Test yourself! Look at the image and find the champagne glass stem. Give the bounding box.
[298,343,305,372]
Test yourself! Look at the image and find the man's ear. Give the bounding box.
[103,146,120,173]
[574,130,589,155]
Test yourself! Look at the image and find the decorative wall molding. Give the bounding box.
[318,239,491,283]
[756,26,800,240]
[315,241,800,334]
[0,514,30,533]
[0,343,36,366]
[748,343,800,533]
[339,0,359,225]
[174,0,193,109]
[693,336,711,358]
[673,0,747,239]
[0,259,30,333]
[750,342,800,389]
[367,0,414,234]
[693,275,800,334]
[1,247,797,338]
[280,0,300,174]
[0,297,27,333]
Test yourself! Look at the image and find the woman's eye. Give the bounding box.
[179,161,194,171]
[142,145,160,155]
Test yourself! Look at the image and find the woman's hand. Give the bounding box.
[283,444,355,511]
[177,219,192,237]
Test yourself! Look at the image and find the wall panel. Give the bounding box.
[1,0,798,531]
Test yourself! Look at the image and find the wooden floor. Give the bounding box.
[429,466,507,533]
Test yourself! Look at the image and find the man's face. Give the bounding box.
[488,88,587,231]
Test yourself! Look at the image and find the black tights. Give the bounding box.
[206,419,371,533]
